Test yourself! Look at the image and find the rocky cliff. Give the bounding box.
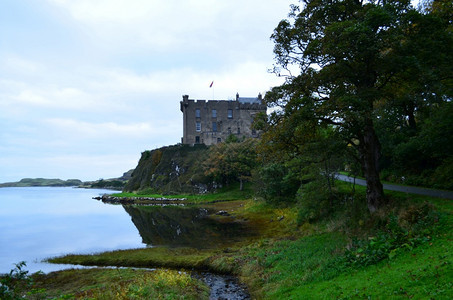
[124,144,212,194]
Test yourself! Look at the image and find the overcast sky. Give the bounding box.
[0,0,293,183]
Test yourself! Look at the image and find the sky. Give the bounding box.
[0,0,294,183]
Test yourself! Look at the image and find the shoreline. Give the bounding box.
[92,194,187,205]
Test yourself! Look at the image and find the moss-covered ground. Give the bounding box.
[6,182,452,299]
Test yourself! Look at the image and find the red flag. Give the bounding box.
[209,81,214,88]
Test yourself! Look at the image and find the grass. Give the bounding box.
[234,200,301,238]
[48,247,217,271]
[226,233,348,298]
[8,181,452,299]
[110,182,255,204]
[212,183,453,298]
[233,216,452,299]
[29,268,209,299]
[240,185,452,299]
[286,234,452,299]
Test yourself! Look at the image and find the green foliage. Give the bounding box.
[380,101,453,190]
[76,269,208,300]
[27,268,208,300]
[1,261,28,299]
[204,139,259,190]
[254,163,300,204]
[0,262,45,299]
[297,180,334,223]
[344,203,441,267]
[225,134,239,143]
[264,0,453,212]
[256,125,345,208]
[432,156,453,190]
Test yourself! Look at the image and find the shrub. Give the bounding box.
[297,180,331,223]
[254,163,300,204]
[0,262,44,299]
[344,203,440,267]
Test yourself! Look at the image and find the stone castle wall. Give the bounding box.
[180,94,266,145]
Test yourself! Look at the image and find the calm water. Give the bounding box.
[0,187,145,274]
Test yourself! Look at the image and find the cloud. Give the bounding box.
[46,0,293,56]
[1,0,295,182]
[44,118,157,139]
[14,88,92,109]
[2,55,43,74]
[48,0,226,47]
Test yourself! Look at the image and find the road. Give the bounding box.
[336,174,453,200]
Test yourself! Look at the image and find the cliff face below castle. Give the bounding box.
[124,144,213,194]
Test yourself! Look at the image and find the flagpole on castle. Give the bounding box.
[209,81,214,100]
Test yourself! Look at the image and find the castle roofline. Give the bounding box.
[181,93,263,104]
[238,97,261,104]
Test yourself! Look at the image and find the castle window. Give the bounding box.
[196,121,201,132]
[195,136,200,144]
[212,109,217,118]
[228,127,231,134]
[217,138,221,143]
[228,109,233,119]
[212,122,217,132]
[195,108,200,118]
[237,127,241,134]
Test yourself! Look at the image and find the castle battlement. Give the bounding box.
[180,93,266,145]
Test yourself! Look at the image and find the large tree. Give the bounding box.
[204,138,258,191]
[266,0,452,213]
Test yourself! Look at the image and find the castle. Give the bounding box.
[180,93,267,145]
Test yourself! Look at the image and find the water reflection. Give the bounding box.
[123,205,253,248]
[0,187,144,274]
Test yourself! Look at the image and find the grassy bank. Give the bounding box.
[110,182,255,204]
[49,247,216,272]
[16,268,209,299]
[6,182,452,299]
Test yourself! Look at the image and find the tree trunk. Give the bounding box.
[359,124,386,213]
[239,178,244,191]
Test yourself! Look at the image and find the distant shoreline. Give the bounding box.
[0,178,124,190]
[0,178,83,188]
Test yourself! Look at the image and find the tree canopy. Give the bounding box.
[264,0,452,213]
[204,138,258,191]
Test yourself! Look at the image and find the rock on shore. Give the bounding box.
[92,194,187,205]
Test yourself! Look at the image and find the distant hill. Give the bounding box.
[0,178,83,187]
[0,170,135,189]
[79,170,134,190]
